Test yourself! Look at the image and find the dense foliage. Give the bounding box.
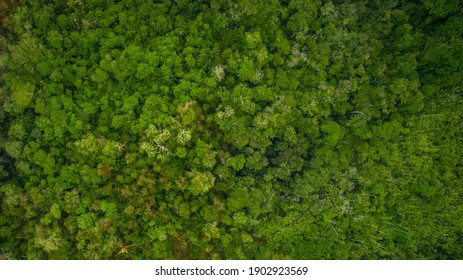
[0,0,462,259]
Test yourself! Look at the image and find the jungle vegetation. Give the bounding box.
[0,0,462,259]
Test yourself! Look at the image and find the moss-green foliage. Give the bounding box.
[11,80,35,111]
[0,0,462,259]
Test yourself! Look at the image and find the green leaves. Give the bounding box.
[187,171,215,196]
[321,120,343,147]
[75,134,97,155]
[0,0,462,260]
[77,213,94,230]
[227,154,246,171]
[11,81,35,111]
[4,141,23,158]
[100,201,117,216]
[422,0,461,17]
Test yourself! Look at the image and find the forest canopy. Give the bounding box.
[0,0,462,259]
